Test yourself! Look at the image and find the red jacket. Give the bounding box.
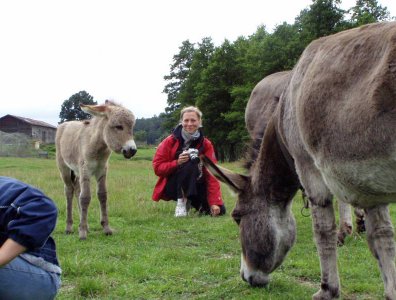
[152,135,224,207]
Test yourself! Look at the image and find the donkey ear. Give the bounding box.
[201,155,248,193]
[105,99,116,106]
[80,104,108,117]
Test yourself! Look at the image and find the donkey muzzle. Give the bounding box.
[122,140,137,159]
[240,254,270,287]
[123,148,137,159]
[243,272,270,287]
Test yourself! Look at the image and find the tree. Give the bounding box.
[244,23,303,80]
[59,91,97,124]
[242,26,270,84]
[134,115,168,145]
[196,40,245,161]
[163,40,195,113]
[134,130,148,144]
[162,38,216,132]
[179,37,215,107]
[295,0,346,46]
[349,0,391,26]
[162,40,195,130]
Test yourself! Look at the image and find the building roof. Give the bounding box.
[0,114,57,129]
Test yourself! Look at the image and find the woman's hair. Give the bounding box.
[180,106,202,121]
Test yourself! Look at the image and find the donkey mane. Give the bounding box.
[243,138,262,170]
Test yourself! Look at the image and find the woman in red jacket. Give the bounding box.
[152,106,226,217]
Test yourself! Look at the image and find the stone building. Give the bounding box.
[0,114,57,144]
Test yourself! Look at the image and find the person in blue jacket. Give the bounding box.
[0,176,61,300]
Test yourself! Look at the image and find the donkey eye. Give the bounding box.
[115,125,124,130]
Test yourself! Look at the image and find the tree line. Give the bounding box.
[58,0,393,158]
[161,0,393,161]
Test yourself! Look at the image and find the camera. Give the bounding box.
[184,148,200,163]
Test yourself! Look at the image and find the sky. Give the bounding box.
[0,0,395,127]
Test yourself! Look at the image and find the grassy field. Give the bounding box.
[0,148,393,299]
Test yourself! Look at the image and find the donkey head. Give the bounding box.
[81,100,137,159]
[203,157,296,286]
[201,128,298,287]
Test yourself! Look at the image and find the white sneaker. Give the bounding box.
[175,198,188,217]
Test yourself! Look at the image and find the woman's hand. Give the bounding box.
[210,205,221,216]
[0,239,26,267]
[177,152,190,165]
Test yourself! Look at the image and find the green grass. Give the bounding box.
[0,148,392,299]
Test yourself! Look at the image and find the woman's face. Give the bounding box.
[182,111,201,134]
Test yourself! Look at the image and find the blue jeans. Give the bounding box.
[0,256,61,300]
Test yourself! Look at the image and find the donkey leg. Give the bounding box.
[64,183,74,234]
[59,168,75,234]
[294,157,340,299]
[354,207,365,233]
[337,201,353,246]
[310,200,340,300]
[78,177,91,240]
[97,174,113,235]
[365,205,396,300]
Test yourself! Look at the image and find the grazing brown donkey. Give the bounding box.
[245,70,365,246]
[203,22,396,299]
[56,100,137,240]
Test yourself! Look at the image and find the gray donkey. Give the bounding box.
[203,22,396,299]
[245,70,365,245]
[56,100,137,240]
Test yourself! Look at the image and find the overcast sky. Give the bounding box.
[0,0,395,126]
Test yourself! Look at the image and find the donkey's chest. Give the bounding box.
[87,159,108,177]
[67,158,108,179]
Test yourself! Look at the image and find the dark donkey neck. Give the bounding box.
[252,117,300,205]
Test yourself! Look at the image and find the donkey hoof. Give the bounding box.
[337,235,345,247]
[356,221,366,233]
[312,287,339,300]
[65,228,73,234]
[104,228,113,236]
[79,231,87,240]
